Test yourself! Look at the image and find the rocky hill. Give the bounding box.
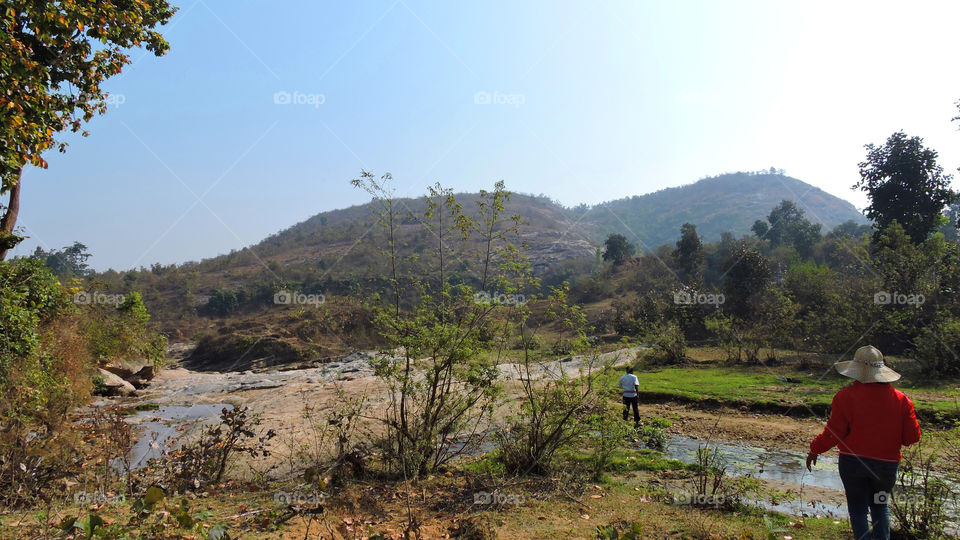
[94,172,867,349]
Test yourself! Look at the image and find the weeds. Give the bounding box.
[596,521,643,539]
[584,405,633,481]
[891,442,956,538]
[163,406,276,492]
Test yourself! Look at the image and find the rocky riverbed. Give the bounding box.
[92,345,960,527]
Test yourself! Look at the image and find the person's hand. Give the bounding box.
[805,452,818,472]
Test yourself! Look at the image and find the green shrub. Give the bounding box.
[0,260,89,507]
[639,424,667,451]
[912,317,960,378]
[204,288,242,316]
[584,407,632,480]
[0,260,167,506]
[0,258,68,374]
[85,291,166,368]
[643,323,687,364]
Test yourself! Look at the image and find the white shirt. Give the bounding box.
[618,373,639,397]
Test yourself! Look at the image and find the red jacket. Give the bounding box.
[809,381,921,462]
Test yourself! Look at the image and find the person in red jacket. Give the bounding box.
[806,345,921,540]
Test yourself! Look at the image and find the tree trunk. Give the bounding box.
[0,168,23,261]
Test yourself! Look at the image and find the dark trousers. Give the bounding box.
[838,454,899,540]
[622,395,639,424]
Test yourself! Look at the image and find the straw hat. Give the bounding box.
[834,345,901,383]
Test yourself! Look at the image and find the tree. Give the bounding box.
[753,200,822,258]
[353,176,525,477]
[0,1,177,259]
[827,220,872,240]
[751,220,769,239]
[855,131,957,244]
[721,245,771,321]
[30,241,91,278]
[602,233,635,265]
[673,222,703,282]
[938,202,960,242]
[205,289,241,317]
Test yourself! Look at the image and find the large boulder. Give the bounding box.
[102,358,153,379]
[102,359,156,388]
[96,368,137,397]
[133,364,154,382]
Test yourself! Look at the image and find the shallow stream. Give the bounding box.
[120,403,232,470]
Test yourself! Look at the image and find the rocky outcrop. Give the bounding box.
[96,368,137,396]
[102,359,156,389]
[521,230,597,274]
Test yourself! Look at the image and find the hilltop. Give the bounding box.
[580,171,866,248]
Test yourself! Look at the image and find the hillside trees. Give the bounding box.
[0,257,165,505]
[855,131,957,244]
[29,241,91,279]
[672,222,703,283]
[714,245,795,361]
[602,233,635,265]
[868,223,949,356]
[0,1,177,259]
[721,246,771,321]
[751,200,822,258]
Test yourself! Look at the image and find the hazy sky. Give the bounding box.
[10,0,960,270]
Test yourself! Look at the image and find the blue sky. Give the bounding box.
[11,0,960,270]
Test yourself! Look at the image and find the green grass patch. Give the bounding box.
[134,402,161,411]
[570,447,690,474]
[598,348,960,424]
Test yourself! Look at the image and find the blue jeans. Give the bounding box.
[838,454,899,540]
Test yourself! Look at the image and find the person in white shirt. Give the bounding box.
[618,366,640,426]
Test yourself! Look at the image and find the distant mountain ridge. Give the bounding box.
[579,172,867,249]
